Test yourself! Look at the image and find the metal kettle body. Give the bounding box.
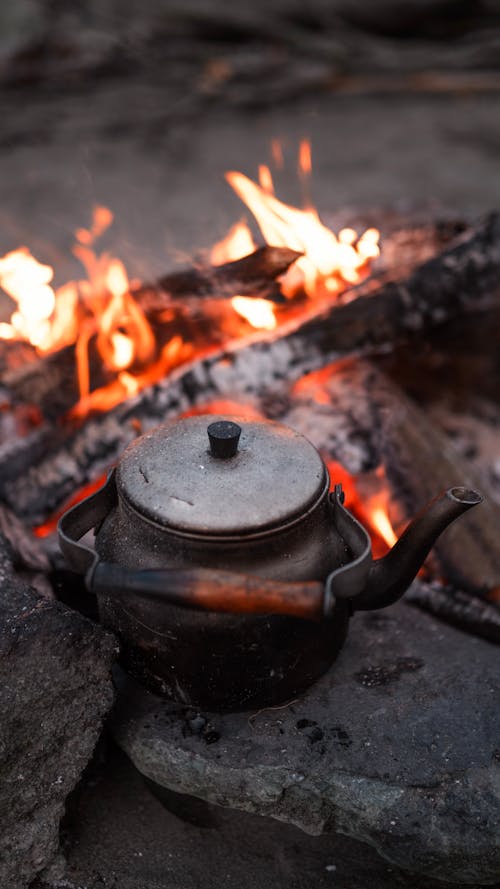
[59,415,482,711]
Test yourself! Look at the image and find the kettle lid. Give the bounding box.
[116,415,328,537]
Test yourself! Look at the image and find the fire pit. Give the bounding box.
[1,141,500,889]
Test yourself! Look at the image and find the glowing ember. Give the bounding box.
[34,472,109,538]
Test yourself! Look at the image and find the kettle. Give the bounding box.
[59,414,482,710]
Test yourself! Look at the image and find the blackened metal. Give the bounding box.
[352,487,483,611]
[207,420,241,459]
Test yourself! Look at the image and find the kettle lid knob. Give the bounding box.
[207,420,242,459]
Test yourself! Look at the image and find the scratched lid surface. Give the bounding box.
[116,415,328,537]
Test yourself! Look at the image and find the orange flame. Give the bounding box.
[298,139,312,177]
[370,505,398,548]
[0,248,79,351]
[293,369,397,556]
[271,138,284,169]
[327,460,397,558]
[258,165,274,195]
[230,296,277,331]
[0,142,380,420]
[210,221,256,266]
[224,160,379,298]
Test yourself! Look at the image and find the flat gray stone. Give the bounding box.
[112,599,500,885]
[0,535,118,889]
[31,743,499,889]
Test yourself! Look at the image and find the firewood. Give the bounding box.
[0,503,51,574]
[279,358,500,597]
[2,214,500,525]
[0,215,474,419]
[1,246,301,417]
[406,581,500,647]
[143,245,302,304]
[0,502,54,599]
[2,345,80,422]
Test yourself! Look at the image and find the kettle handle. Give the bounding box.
[58,469,118,578]
[58,476,372,621]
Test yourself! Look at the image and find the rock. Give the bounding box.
[112,597,500,884]
[31,743,499,889]
[0,533,117,889]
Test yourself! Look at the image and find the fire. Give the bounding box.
[210,221,256,266]
[370,505,398,548]
[222,141,379,299]
[230,296,277,331]
[224,169,379,298]
[0,248,78,351]
[0,141,380,420]
[258,165,274,194]
[271,139,284,169]
[327,460,397,558]
[298,139,312,177]
[0,208,172,416]
[210,220,276,329]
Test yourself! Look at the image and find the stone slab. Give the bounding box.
[112,599,500,885]
[0,534,118,889]
[31,742,500,889]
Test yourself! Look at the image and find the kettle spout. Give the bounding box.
[352,487,482,611]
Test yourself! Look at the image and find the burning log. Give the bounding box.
[281,358,500,597]
[1,213,490,425]
[3,214,500,530]
[138,245,302,306]
[1,345,80,422]
[3,213,499,420]
[1,246,302,419]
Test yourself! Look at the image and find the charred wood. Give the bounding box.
[280,358,500,597]
[0,502,53,598]
[134,245,301,309]
[3,214,500,526]
[406,581,500,647]
[2,345,79,422]
[0,215,480,421]
[0,503,50,574]
[1,246,301,417]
